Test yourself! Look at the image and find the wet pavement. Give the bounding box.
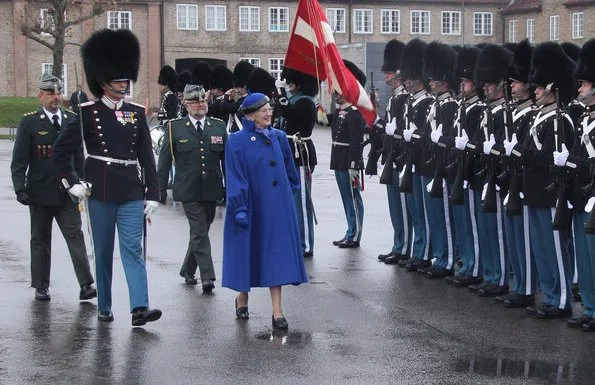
[0,126,594,385]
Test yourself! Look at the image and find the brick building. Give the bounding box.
[0,0,593,108]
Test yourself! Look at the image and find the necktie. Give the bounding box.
[196,120,202,135]
[52,115,61,132]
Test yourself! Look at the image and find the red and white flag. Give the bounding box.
[283,0,376,126]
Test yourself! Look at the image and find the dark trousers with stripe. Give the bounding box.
[504,206,536,295]
[405,173,430,260]
[293,165,315,254]
[422,176,454,269]
[386,169,411,255]
[577,211,595,317]
[451,187,480,277]
[335,170,364,242]
[527,206,572,309]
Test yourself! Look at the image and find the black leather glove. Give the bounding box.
[159,189,167,205]
[16,191,30,206]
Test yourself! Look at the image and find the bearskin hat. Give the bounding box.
[456,46,481,81]
[246,67,276,97]
[529,42,577,105]
[343,60,366,87]
[475,44,513,86]
[562,42,581,63]
[382,39,405,73]
[401,38,427,81]
[233,61,254,88]
[576,39,595,84]
[81,29,140,98]
[158,65,177,91]
[423,41,458,89]
[503,42,519,54]
[175,70,192,94]
[192,61,213,90]
[509,39,532,83]
[212,65,233,91]
[281,67,319,97]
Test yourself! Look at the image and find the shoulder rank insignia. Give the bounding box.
[128,101,145,109]
[38,131,49,135]
[80,101,95,107]
[178,139,189,143]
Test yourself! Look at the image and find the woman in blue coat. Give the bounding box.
[222,93,308,330]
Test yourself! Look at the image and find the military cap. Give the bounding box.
[158,65,177,91]
[401,39,427,81]
[183,84,206,101]
[212,65,233,91]
[176,70,193,93]
[343,60,366,87]
[475,44,513,86]
[576,39,595,84]
[192,61,214,90]
[382,39,405,73]
[241,93,270,114]
[246,67,276,97]
[509,39,533,83]
[233,61,255,88]
[38,73,62,92]
[529,42,577,105]
[423,41,458,89]
[281,67,319,97]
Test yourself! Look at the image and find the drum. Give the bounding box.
[149,124,165,154]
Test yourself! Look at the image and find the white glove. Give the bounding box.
[585,197,595,213]
[426,179,434,193]
[430,124,443,144]
[68,182,91,199]
[503,133,518,156]
[483,134,496,155]
[348,169,359,183]
[553,144,569,167]
[404,122,417,142]
[455,129,469,151]
[144,200,159,219]
[385,117,397,136]
[503,193,509,206]
[275,78,287,89]
[482,183,488,201]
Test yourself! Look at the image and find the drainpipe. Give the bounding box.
[160,0,165,66]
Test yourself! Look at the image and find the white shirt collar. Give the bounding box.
[43,108,61,125]
[188,115,206,130]
[101,95,124,110]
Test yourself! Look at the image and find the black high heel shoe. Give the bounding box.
[272,315,288,330]
[235,298,249,320]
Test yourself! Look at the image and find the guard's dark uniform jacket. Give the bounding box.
[330,104,365,171]
[278,94,317,169]
[157,116,227,202]
[433,92,459,183]
[566,105,594,209]
[513,103,574,208]
[52,99,159,203]
[220,95,246,133]
[383,86,409,170]
[457,94,484,189]
[12,108,82,206]
[161,90,179,121]
[405,89,434,177]
[208,95,229,122]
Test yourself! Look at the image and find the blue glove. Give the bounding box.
[235,211,249,227]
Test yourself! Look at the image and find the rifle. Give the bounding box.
[585,162,595,233]
[482,103,498,213]
[550,88,572,230]
[398,96,414,193]
[501,85,522,215]
[448,94,467,205]
[364,72,383,175]
[429,97,445,198]
[379,82,400,185]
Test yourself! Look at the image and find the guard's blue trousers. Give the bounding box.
[405,173,430,260]
[504,206,536,295]
[386,169,411,255]
[577,211,595,317]
[335,170,364,242]
[473,191,507,286]
[422,176,454,269]
[452,187,480,277]
[293,165,315,254]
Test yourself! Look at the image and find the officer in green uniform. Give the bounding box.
[11,73,96,301]
[157,84,227,292]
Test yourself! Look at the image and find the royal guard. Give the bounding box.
[208,64,234,122]
[156,65,179,123]
[222,61,254,133]
[175,70,193,118]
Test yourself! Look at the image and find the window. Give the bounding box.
[269,7,289,32]
[205,5,226,31]
[508,20,518,43]
[124,82,133,98]
[381,9,400,34]
[240,58,260,67]
[526,19,535,43]
[269,58,284,80]
[441,11,460,35]
[572,12,584,39]
[239,6,260,32]
[326,8,345,33]
[410,10,430,35]
[107,11,131,30]
[473,12,492,36]
[353,9,372,34]
[550,15,559,41]
[176,4,198,30]
[41,63,68,95]
[39,9,54,35]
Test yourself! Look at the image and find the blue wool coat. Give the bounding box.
[222,119,308,292]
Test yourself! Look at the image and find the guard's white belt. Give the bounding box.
[287,135,312,141]
[88,155,138,166]
[332,141,350,147]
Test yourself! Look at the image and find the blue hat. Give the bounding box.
[241,93,270,114]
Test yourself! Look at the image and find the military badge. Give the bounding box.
[211,136,223,144]
[38,131,49,135]
[178,139,189,143]
[115,111,136,125]
[40,114,46,119]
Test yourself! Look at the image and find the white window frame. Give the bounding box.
[205,5,226,31]
[353,8,373,34]
[107,11,132,30]
[269,58,284,80]
[268,7,289,32]
[508,20,518,43]
[39,9,55,36]
[441,11,461,35]
[176,4,198,30]
[326,8,346,33]
[41,63,68,95]
[526,19,535,43]
[381,9,400,34]
[473,12,492,36]
[572,12,584,39]
[410,10,430,35]
[240,58,260,67]
[550,15,559,41]
[239,6,260,32]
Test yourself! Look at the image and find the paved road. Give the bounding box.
[0,126,594,385]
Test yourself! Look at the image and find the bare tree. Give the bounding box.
[19,0,115,80]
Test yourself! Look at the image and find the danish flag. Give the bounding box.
[284,0,376,126]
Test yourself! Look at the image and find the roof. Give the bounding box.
[500,0,542,15]
[564,0,595,6]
